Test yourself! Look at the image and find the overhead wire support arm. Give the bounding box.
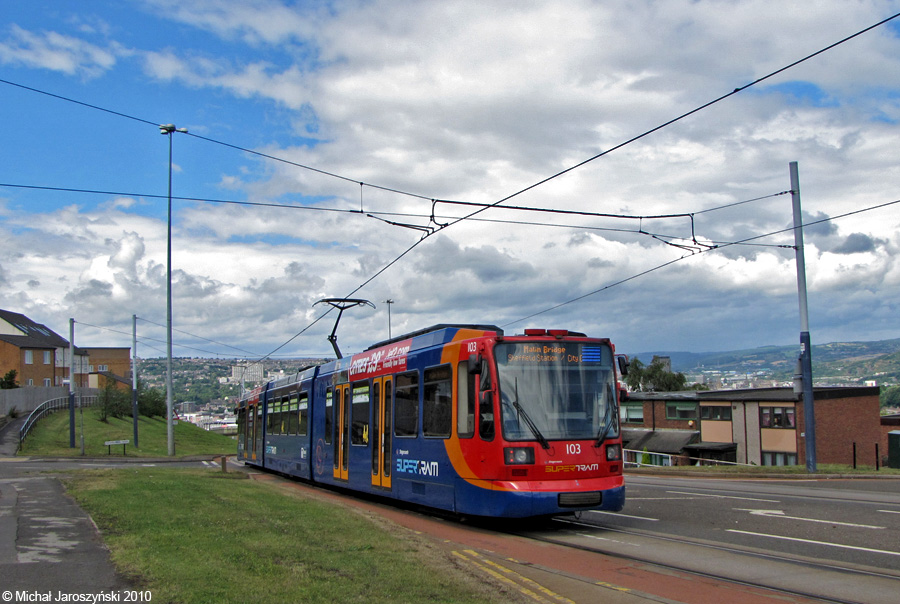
[368,213,436,238]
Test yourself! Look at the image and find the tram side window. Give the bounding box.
[280,396,290,434]
[325,388,333,445]
[299,392,309,436]
[478,360,494,441]
[284,394,297,435]
[423,365,452,438]
[394,371,420,437]
[456,362,475,438]
[351,383,370,445]
[267,398,280,434]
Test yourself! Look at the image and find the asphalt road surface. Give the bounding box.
[514,474,900,604]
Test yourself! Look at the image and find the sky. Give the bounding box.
[1,0,899,362]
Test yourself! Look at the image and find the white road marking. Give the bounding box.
[577,533,642,547]
[588,510,659,521]
[727,530,900,557]
[667,490,780,503]
[734,509,885,529]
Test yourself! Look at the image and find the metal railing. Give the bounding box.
[18,394,97,450]
[624,448,755,468]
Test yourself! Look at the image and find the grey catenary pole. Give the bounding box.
[790,161,817,473]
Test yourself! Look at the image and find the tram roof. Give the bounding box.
[365,324,503,352]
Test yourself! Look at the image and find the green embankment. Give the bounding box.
[66,468,500,604]
[19,408,234,457]
[21,409,507,603]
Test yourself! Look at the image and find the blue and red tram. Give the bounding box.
[236,324,626,518]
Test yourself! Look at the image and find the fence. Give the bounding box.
[18,394,98,450]
[624,448,754,468]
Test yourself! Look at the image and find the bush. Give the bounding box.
[99,381,131,422]
[0,369,19,389]
[138,383,167,418]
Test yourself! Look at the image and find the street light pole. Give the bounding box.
[160,124,187,457]
[384,299,394,339]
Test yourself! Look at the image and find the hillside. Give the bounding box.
[630,338,900,387]
[133,339,900,408]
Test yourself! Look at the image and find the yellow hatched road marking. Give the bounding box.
[452,550,575,604]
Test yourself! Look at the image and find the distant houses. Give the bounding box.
[0,308,131,392]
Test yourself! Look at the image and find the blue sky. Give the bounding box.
[2,0,900,362]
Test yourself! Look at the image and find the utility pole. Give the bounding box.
[69,318,75,448]
[790,161,817,473]
[132,314,139,448]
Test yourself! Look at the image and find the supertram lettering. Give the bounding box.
[545,464,600,473]
[396,458,440,477]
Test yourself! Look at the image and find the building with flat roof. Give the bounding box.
[621,386,883,467]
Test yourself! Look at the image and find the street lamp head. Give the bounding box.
[159,124,188,134]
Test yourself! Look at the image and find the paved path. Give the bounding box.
[0,419,133,600]
[0,416,25,457]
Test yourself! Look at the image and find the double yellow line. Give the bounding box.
[452,549,574,604]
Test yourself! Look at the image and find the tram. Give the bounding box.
[236,324,626,518]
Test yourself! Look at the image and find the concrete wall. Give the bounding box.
[0,387,97,416]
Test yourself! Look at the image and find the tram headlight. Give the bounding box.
[606,444,622,461]
[504,447,535,465]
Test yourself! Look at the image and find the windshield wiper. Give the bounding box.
[512,379,550,450]
[594,384,617,448]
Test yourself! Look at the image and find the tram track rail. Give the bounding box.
[499,515,900,604]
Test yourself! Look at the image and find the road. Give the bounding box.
[513,474,900,604]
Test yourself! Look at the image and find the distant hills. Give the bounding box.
[630,338,900,386]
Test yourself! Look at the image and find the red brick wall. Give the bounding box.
[648,400,698,431]
[799,393,881,467]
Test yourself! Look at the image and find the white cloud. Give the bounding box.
[2,0,900,357]
[0,25,118,78]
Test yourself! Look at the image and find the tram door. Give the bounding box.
[333,384,350,481]
[254,402,264,461]
[371,377,393,489]
[248,402,259,461]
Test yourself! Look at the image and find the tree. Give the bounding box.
[0,369,19,389]
[881,385,900,409]
[98,380,131,422]
[138,380,166,418]
[624,357,704,392]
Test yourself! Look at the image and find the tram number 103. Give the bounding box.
[565,444,582,455]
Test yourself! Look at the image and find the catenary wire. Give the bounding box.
[503,196,900,328]
[431,11,900,231]
[0,179,793,249]
[0,79,434,204]
[6,13,899,361]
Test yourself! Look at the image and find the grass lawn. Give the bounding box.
[19,408,235,457]
[65,468,507,604]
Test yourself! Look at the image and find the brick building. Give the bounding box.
[0,309,85,387]
[85,347,133,390]
[621,386,883,467]
[0,309,131,391]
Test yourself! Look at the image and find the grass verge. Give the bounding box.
[65,468,506,604]
[19,409,234,457]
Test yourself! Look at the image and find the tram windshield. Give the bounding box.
[495,341,619,443]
